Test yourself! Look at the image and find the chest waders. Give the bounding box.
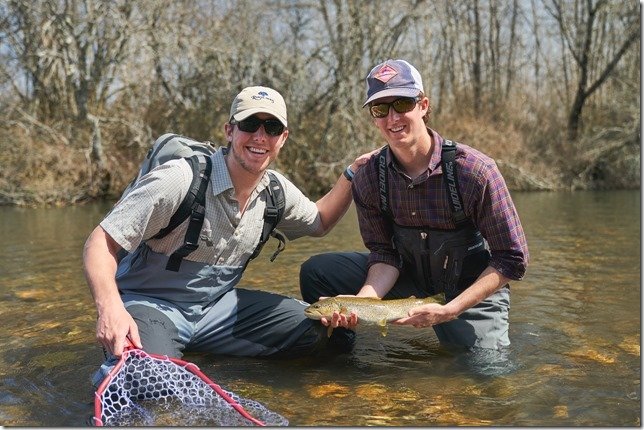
[378,141,490,300]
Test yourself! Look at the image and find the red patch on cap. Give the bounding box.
[373,64,398,83]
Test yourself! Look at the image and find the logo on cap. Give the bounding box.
[251,91,274,103]
[373,64,398,83]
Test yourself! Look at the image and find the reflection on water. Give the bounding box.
[0,191,640,426]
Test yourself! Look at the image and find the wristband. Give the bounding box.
[343,165,355,182]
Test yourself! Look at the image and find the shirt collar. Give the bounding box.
[385,127,445,175]
[211,148,234,196]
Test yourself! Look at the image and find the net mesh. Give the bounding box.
[94,349,288,426]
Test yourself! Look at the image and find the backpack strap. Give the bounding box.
[440,140,470,227]
[152,154,208,240]
[165,154,212,271]
[247,171,286,264]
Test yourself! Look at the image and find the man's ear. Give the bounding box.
[419,97,430,115]
[276,129,289,150]
[224,122,233,143]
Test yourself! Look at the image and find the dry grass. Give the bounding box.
[0,101,638,206]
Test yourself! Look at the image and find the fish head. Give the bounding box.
[303,298,341,320]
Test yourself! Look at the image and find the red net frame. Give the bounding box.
[93,348,271,426]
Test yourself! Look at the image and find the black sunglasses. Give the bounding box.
[231,116,285,136]
[369,97,420,118]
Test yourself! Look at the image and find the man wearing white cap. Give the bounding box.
[83,85,373,381]
[300,60,529,352]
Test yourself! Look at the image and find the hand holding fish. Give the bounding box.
[393,301,456,328]
[317,295,359,329]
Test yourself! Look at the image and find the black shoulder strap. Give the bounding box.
[248,171,286,264]
[441,140,470,227]
[377,146,392,219]
[165,154,212,271]
[153,154,206,240]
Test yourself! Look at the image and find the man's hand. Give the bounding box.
[393,303,455,328]
[349,148,380,174]
[318,295,359,329]
[96,303,142,357]
[320,311,359,329]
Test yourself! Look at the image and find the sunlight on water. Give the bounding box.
[0,191,640,426]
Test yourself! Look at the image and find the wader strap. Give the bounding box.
[441,140,470,227]
[166,154,212,271]
[377,146,392,219]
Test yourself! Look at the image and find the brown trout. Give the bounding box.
[304,293,446,337]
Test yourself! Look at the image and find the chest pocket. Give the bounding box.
[392,223,490,299]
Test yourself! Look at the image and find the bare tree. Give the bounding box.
[0,0,640,204]
[1,0,137,123]
[544,0,640,141]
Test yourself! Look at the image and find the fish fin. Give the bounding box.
[430,292,447,304]
[327,326,334,337]
[378,319,388,337]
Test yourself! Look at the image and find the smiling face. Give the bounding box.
[370,95,430,150]
[225,112,288,175]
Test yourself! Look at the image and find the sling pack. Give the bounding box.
[377,140,490,297]
[117,133,286,272]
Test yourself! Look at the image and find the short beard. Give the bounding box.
[229,143,264,175]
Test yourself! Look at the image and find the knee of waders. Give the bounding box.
[127,304,184,358]
[270,321,328,359]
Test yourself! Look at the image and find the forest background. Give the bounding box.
[0,0,640,206]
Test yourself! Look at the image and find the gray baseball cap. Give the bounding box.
[363,59,424,107]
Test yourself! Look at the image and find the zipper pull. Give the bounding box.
[420,232,428,250]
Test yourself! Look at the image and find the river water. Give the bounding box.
[0,190,640,426]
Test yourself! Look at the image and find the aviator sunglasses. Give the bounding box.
[369,96,420,118]
[231,116,285,136]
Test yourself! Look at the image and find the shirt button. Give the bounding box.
[217,257,224,264]
[411,211,417,216]
[408,184,414,189]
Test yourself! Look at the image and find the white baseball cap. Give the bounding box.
[229,86,288,127]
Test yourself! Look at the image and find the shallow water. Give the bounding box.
[0,190,640,426]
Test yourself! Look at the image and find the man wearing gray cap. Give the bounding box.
[83,85,373,382]
[300,60,529,352]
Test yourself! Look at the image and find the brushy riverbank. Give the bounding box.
[0,108,639,208]
[1,1,638,207]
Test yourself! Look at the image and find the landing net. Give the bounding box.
[93,348,288,426]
